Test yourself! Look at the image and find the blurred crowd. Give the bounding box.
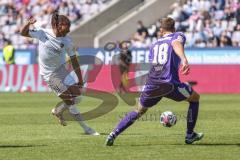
[0,0,112,49]
[1,0,239,49]
[131,0,240,48]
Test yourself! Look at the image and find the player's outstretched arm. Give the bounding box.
[70,54,84,87]
[20,17,37,37]
[172,40,190,75]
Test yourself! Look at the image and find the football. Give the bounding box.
[160,111,177,127]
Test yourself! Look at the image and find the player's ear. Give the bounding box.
[159,28,164,36]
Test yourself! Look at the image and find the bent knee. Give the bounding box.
[59,95,74,105]
[187,92,200,102]
[193,92,200,101]
[63,99,74,105]
[68,86,82,97]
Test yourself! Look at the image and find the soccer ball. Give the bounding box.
[160,111,177,127]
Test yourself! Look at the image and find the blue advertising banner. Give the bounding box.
[0,49,36,65]
[1,48,239,65]
[78,47,240,65]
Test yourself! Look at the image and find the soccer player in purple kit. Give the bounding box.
[106,17,203,146]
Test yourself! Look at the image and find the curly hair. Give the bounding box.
[51,10,71,30]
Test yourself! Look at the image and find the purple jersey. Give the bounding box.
[148,32,186,84]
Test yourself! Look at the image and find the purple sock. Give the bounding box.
[187,102,199,135]
[112,111,139,137]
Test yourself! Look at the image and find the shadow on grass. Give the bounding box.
[0,144,47,148]
[128,143,240,147]
[195,143,240,146]
[78,132,143,136]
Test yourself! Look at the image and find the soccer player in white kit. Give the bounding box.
[20,11,99,136]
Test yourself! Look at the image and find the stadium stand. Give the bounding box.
[1,0,239,49]
[0,0,113,49]
[93,0,175,48]
[131,0,240,48]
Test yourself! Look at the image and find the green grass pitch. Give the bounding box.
[0,93,239,160]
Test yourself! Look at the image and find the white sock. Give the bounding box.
[73,96,82,104]
[68,105,90,130]
[54,102,68,114]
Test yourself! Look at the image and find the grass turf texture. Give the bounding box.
[0,93,239,160]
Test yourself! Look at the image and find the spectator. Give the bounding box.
[223,6,235,21]
[130,0,240,48]
[3,39,15,64]
[136,20,149,37]
[118,41,132,93]
[232,24,240,47]
[220,32,232,47]
[0,0,113,49]
[236,8,240,25]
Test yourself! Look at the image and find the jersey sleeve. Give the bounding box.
[171,32,186,46]
[65,38,75,57]
[29,28,44,40]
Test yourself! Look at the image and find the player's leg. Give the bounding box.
[185,91,200,135]
[185,91,203,144]
[46,71,77,126]
[112,102,148,137]
[48,74,80,126]
[165,83,203,144]
[106,102,148,146]
[106,83,163,146]
[118,66,128,93]
[64,83,100,135]
[50,71,83,126]
[68,104,100,136]
[51,88,76,126]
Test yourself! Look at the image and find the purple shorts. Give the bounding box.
[140,82,193,108]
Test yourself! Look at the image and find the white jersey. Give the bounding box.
[29,28,75,81]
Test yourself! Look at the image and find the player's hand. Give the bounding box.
[180,59,190,75]
[27,17,37,25]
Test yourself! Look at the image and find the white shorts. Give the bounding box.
[44,71,79,96]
